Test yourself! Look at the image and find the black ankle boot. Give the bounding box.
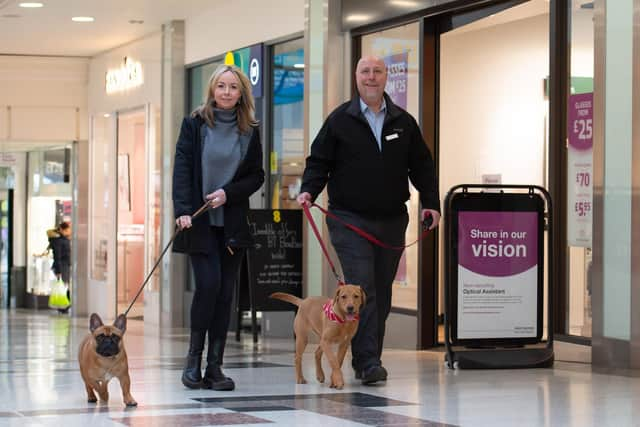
[181,330,206,389]
[203,338,234,391]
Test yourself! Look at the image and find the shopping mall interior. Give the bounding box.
[2,0,640,426]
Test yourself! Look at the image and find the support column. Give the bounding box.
[304,0,350,297]
[160,20,187,328]
[592,0,640,370]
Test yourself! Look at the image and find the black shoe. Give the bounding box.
[361,365,388,385]
[181,330,206,389]
[181,354,203,389]
[203,365,235,391]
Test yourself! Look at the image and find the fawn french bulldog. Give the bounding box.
[78,313,137,407]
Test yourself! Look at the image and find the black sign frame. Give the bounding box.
[449,192,545,346]
[237,209,303,313]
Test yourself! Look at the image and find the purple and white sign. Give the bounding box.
[384,52,408,109]
[457,211,538,339]
[567,92,593,247]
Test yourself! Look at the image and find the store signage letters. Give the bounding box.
[105,57,143,94]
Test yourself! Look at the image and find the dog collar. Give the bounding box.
[323,299,358,323]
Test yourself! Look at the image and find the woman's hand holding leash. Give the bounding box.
[176,192,225,231]
[176,215,192,230]
[206,189,226,209]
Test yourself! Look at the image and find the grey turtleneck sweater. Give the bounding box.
[201,108,245,226]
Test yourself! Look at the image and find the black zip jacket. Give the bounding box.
[301,93,440,218]
[49,234,70,275]
[172,115,264,254]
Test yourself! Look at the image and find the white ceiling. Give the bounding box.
[0,0,593,58]
[0,0,212,57]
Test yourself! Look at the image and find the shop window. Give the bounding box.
[269,38,304,209]
[189,61,223,112]
[567,1,594,338]
[361,23,420,311]
[27,147,73,295]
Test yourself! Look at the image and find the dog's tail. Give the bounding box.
[269,292,303,307]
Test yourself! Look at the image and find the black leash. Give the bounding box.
[123,202,211,317]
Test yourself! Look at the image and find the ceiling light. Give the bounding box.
[390,0,419,7]
[293,63,304,69]
[103,113,110,118]
[72,16,94,22]
[18,2,43,7]
[345,14,370,23]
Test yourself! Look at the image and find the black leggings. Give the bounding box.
[189,227,245,338]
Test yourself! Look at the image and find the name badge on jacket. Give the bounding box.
[385,133,399,141]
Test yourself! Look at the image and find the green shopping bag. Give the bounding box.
[48,278,70,310]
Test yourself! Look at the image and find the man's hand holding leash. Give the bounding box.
[297,192,312,207]
[422,209,440,230]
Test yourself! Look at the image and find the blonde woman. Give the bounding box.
[172,64,264,391]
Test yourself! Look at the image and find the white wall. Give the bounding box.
[0,56,88,142]
[185,0,304,65]
[88,33,162,114]
[440,14,550,191]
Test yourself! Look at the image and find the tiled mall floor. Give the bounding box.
[1,309,639,426]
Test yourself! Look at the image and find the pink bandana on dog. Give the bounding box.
[323,299,359,323]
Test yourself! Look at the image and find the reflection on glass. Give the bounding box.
[361,23,420,310]
[26,149,73,296]
[271,39,304,209]
[90,115,114,282]
[0,196,8,307]
[189,61,223,112]
[147,107,162,293]
[567,1,594,338]
[116,109,146,318]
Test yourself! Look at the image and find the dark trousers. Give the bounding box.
[327,209,408,372]
[59,264,71,284]
[58,264,71,301]
[189,227,245,340]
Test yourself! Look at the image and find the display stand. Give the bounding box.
[443,184,554,369]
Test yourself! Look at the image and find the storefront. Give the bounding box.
[338,0,591,347]
[87,33,164,322]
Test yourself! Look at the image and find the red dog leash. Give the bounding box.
[301,202,432,286]
[302,203,345,285]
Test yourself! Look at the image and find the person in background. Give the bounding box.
[47,221,72,313]
[297,55,440,385]
[172,64,264,391]
[48,221,71,285]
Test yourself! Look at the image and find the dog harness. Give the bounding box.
[323,299,359,323]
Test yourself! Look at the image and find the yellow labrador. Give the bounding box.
[270,284,365,389]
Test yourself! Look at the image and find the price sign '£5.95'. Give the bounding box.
[567,92,593,247]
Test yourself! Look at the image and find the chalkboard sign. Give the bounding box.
[238,209,303,312]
